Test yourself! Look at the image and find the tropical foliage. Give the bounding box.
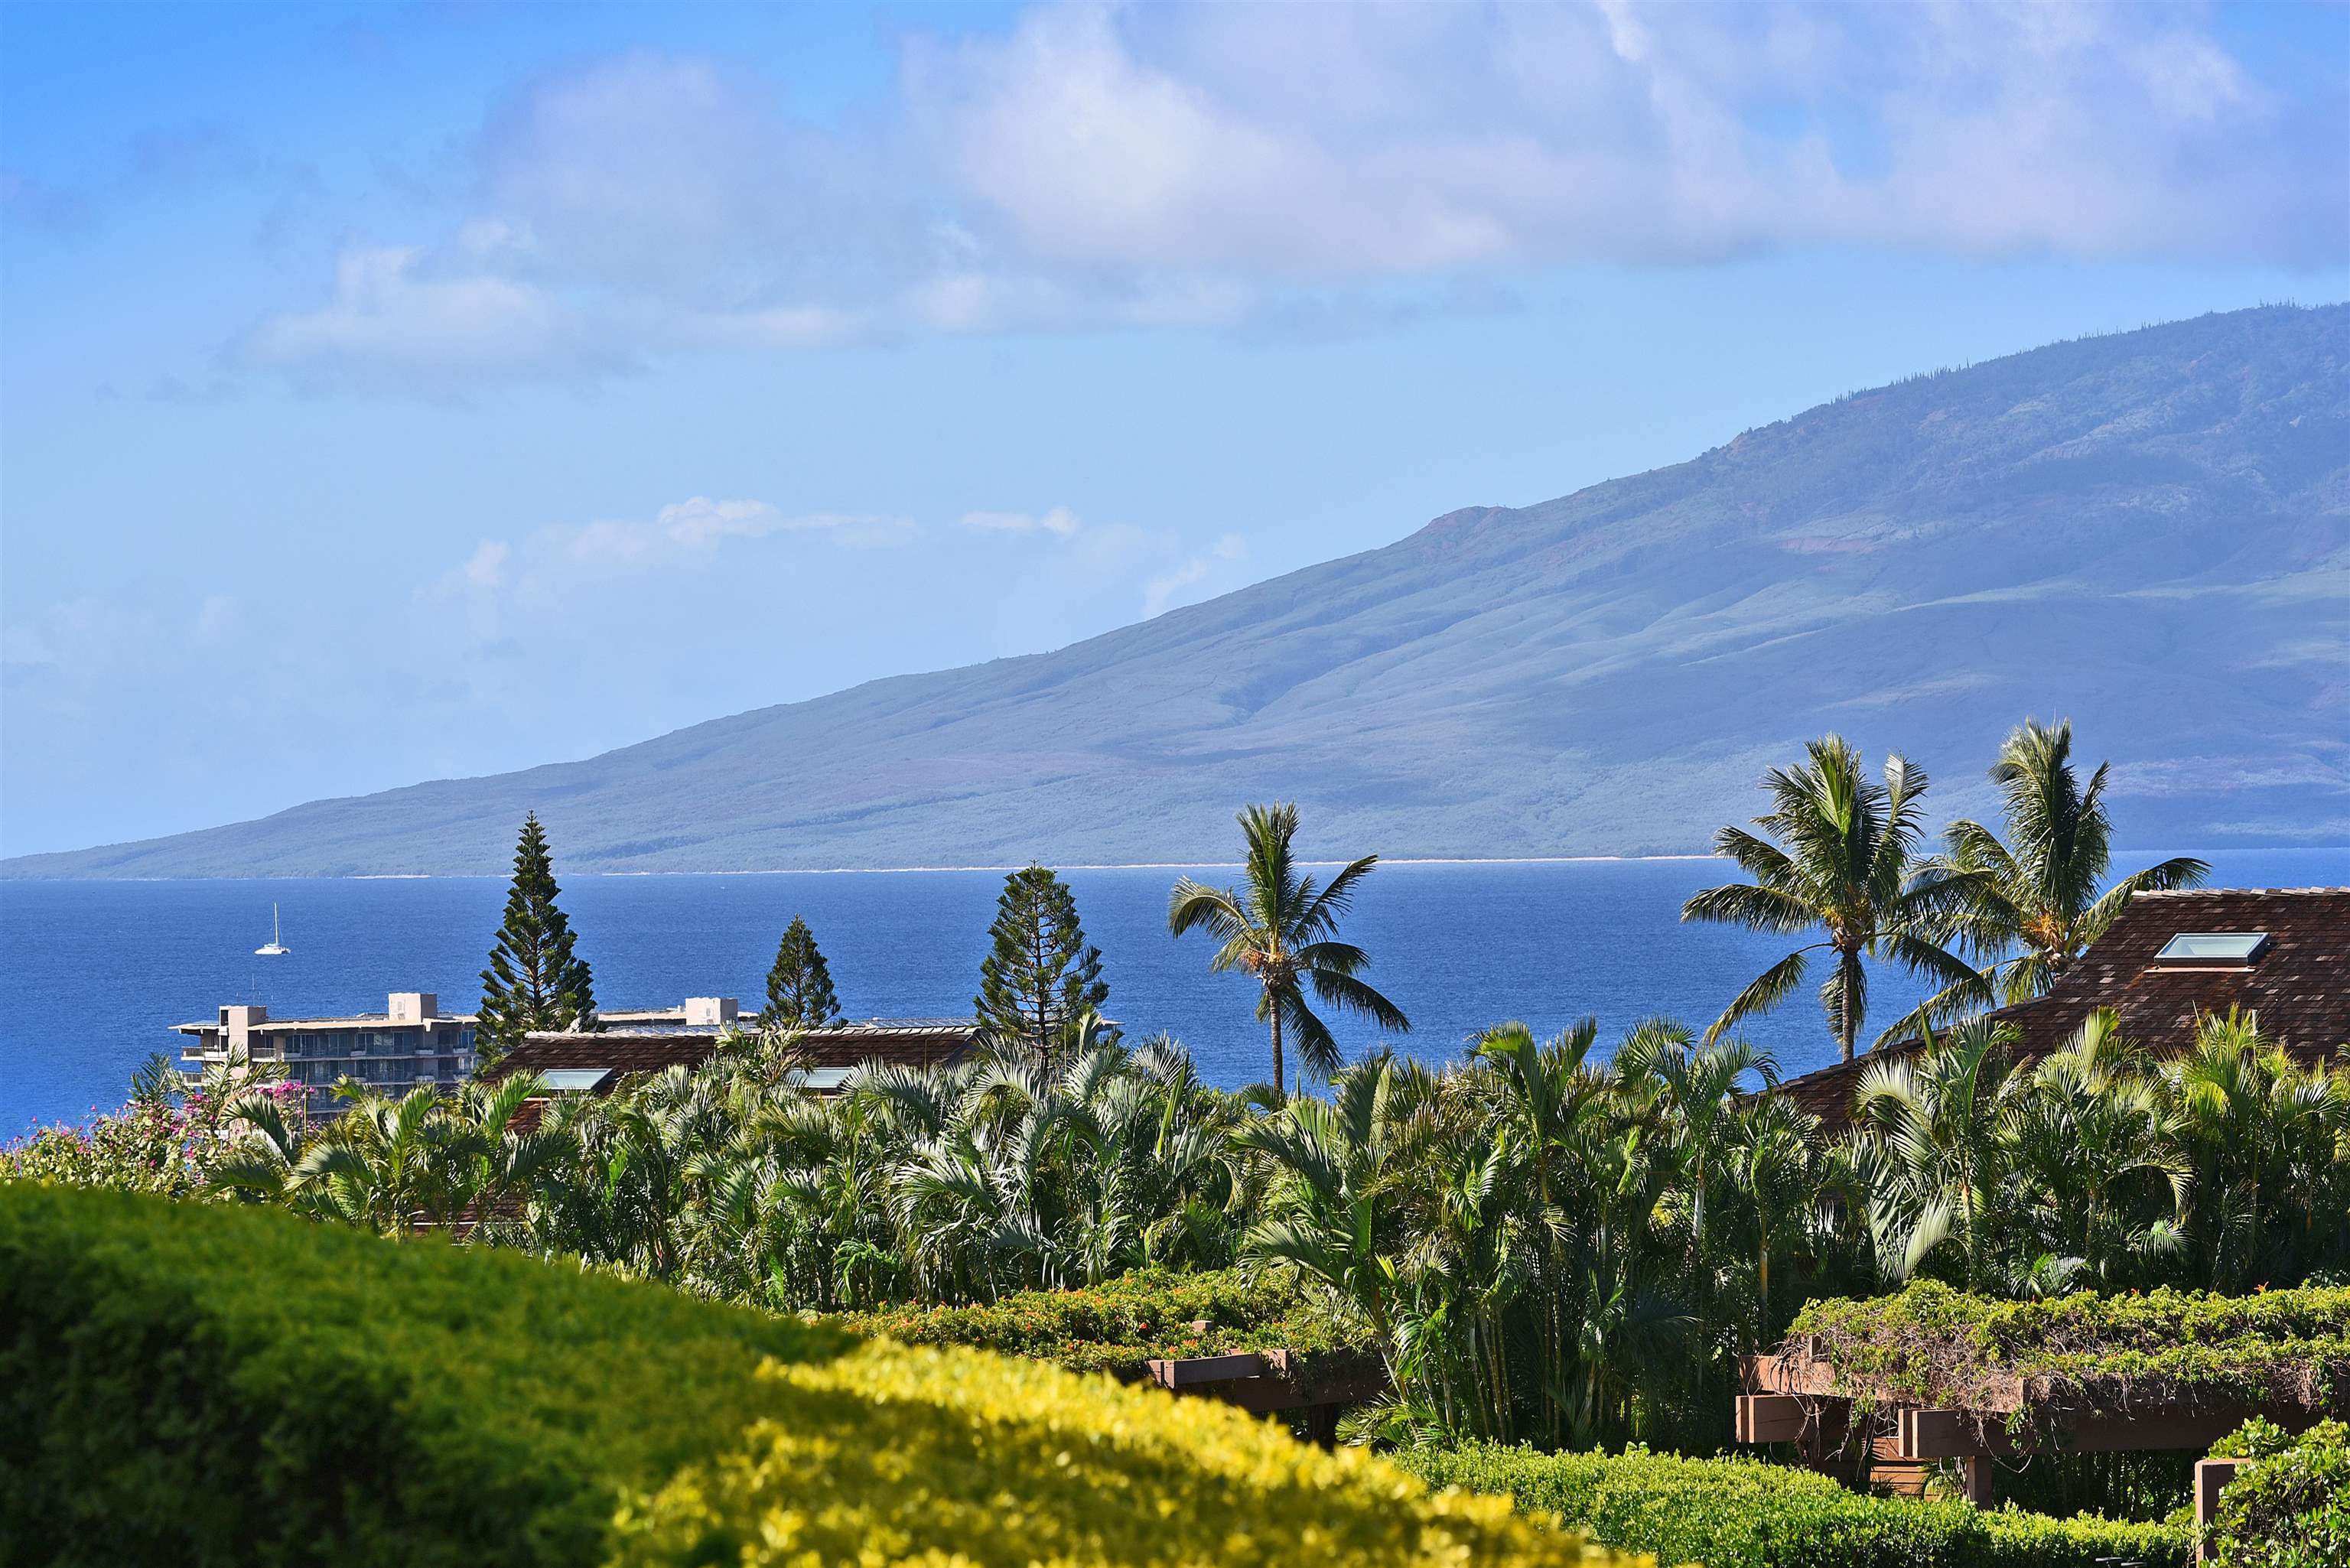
[1683,736,1980,1061]
[1169,802,1409,1095]
[487,1031,1253,1311]
[1849,1009,2348,1297]
[1784,1280,2350,1413]
[13,999,2342,1466]
[2206,1418,2349,1568]
[5,727,2342,1555]
[1928,719,2208,1013]
[2,1184,1626,1568]
[209,1070,566,1236]
[0,1047,291,1196]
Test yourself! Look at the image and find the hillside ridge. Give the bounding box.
[11,303,2345,877]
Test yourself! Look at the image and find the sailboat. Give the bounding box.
[255,904,291,957]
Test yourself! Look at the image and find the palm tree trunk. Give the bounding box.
[1268,1000,1285,1099]
[1839,950,1861,1063]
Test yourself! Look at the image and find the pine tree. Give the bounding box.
[760,915,842,1032]
[475,813,596,1066]
[975,864,1110,1062]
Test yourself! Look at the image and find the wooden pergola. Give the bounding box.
[1736,1346,2345,1539]
[1146,1345,1386,1447]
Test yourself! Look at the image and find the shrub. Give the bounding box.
[1398,1440,2189,1568]
[835,1266,1351,1378]
[0,1095,234,1195]
[2207,1419,2348,1568]
[0,1186,1629,1568]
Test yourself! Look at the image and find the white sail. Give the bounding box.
[256,903,291,956]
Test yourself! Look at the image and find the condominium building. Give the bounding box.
[483,1004,981,1097]
[172,991,986,1118]
[174,992,477,1119]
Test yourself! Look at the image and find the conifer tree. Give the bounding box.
[475,813,595,1066]
[760,915,842,1032]
[975,864,1110,1062]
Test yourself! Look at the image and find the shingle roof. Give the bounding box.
[1776,888,2350,1129]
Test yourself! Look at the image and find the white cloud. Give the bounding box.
[1,598,126,672]
[243,245,615,381]
[960,506,1082,536]
[428,496,909,642]
[915,2,2323,271]
[240,2,2343,385]
[1144,532,1248,616]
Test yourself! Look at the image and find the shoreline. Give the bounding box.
[34,854,1728,883]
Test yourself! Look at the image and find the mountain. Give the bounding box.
[10,304,2346,878]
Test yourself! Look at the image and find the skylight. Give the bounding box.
[538,1068,612,1091]
[799,1067,854,1091]
[2155,932,2270,963]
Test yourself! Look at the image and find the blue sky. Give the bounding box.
[4,0,2345,859]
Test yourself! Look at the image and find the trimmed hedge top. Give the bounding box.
[1400,1440,2188,1568]
[1780,1280,2350,1413]
[835,1266,1352,1378]
[0,1186,1630,1568]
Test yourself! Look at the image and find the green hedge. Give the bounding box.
[0,1186,1629,1568]
[2208,1419,2348,1568]
[1398,1441,2189,1568]
[836,1266,1351,1377]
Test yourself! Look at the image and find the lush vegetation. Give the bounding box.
[837,1266,1349,1378]
[0,1184,1629,1568]
[6,721,2343,1562]
[1169,802,1410,1095]
[0,1048,288,1196]
[509,1033,1257,1309]
[1785,1280,2350,1412]
[1927,719,2207,1013]
[1400,1441,2189,1568]
[2206,1418,2348,1568]
[1849,1008,2348,1296]
[1682,735,1979,1061]
[108,997,2335,1469]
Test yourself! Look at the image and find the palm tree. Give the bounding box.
[1730,1093,1834,1352]
[1926,720,2207,1013]
[2158,1010,2342,1290]
[1235,1054,1411,1387]
[2000,1010,2186,1288]
[1850,1018,2025,1291]
[1475,1018,1610,1444]
[1168,802,1408,1096]
[1682,736,1979,1062]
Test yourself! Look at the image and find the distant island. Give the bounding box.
[8,303,2344,879]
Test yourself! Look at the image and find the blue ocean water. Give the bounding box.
[4,847,2342,1137]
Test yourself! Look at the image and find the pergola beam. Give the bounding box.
[1896,1404,2257,1459]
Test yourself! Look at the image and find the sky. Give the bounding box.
[3,1,2346,860]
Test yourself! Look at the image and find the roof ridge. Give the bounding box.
[2135,886,2350,897]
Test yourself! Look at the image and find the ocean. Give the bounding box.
[5,847,2342,1137]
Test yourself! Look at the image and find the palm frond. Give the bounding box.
[1704,947,1815,1044]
